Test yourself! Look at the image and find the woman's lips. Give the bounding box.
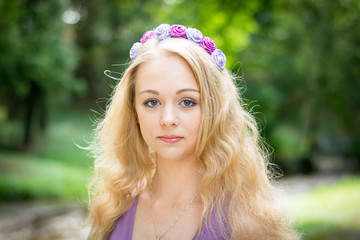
[158,135,183,143]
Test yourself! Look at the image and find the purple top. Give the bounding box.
[108,196,230,239]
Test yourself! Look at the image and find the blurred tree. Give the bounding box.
[142,0,360,173]
[72,0,157,103]
[71,0,272,101]
[0,0,84,149]
[3,0,355,172]
[149,0,262,67]
[242,0,360,172]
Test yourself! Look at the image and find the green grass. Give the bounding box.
[34,106,96,167]
[0,151,91,201]
[287,176,360,240]
[0,106,95,202]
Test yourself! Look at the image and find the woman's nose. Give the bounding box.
[160,104,179,126]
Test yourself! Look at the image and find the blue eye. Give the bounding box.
[144,99,160,107]
[181,99,197,108]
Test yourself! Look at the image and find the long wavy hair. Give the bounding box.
[87,37,299,239]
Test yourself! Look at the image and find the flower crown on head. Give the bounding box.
[129,24,227,71]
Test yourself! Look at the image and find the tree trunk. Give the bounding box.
[23,82,44,149]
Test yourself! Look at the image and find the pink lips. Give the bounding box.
[158,135,183,143]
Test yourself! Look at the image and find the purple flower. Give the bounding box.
[140,31,154,44]
[186,27,203,44]
[129,42,142,60]
[211,49,226,70]
[200,37,216,54]
[154,24,171,40]
[169,24,187,39]
[129,24,226,70]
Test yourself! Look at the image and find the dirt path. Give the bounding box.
[0,202,88,240]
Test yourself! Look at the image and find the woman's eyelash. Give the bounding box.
[143,98,198,108]
[180,98,197,107]
[143,99,160,107]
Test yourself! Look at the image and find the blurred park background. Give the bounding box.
[0,0,359,239]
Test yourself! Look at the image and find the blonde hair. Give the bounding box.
[87,37,299,239]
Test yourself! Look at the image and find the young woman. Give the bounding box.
[87,24,299,240]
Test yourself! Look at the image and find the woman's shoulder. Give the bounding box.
[194,207,231,240]
[107,196,138,240]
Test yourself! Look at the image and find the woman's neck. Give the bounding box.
[151,155,202,203]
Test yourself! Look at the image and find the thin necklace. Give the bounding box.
[150,184,199,240]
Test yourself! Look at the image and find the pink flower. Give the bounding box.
[200,37,216,54]
[169,25,187,39]
[140,31,154,43]
[129,24,226,71]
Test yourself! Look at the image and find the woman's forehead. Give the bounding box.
[135,53,199,94]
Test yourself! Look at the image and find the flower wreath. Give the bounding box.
[129,24,227,71]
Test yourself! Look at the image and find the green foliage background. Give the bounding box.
[0,0,359,172]
[1,0,360,239]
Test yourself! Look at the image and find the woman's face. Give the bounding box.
[135,53,201,162]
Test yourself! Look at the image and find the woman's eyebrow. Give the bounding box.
[176,88,200,94]
[139,88,199,96]
[139,89,159,96]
